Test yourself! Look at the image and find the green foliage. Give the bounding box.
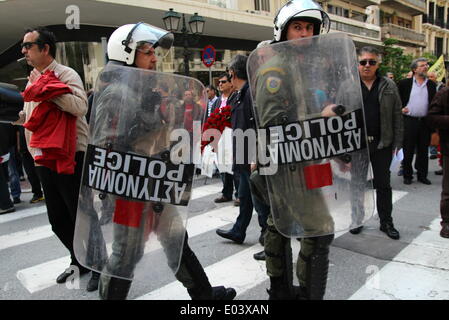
[379,38,413,81]
[421,52,438,66]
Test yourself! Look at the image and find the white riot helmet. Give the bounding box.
[107,22,174,66]
[273,0,330,42]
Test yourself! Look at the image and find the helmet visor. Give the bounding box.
[134,23,174,59]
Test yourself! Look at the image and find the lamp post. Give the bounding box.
[163,8,205,77]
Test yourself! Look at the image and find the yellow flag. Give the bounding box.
[428,55,445,82]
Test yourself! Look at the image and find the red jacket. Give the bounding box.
[23,71,77,174]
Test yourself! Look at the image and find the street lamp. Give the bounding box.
[163,8,206,76]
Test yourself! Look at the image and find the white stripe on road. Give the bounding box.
[191,183,222,200]
[16,256,71,294]
[349,218,449,300]
[0,225,52,251]
[0,205,46,224]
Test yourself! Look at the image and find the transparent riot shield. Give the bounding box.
[247,33,375,238]
[74,63,205,281]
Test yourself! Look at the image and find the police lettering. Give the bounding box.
[92,148,184,181]
[263,110,365,165]
[83,145,192,205]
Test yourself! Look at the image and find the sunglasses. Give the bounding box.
[359,60,377,66]
[218,80,228,84]
[21,41,40,50]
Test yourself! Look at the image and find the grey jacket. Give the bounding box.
[375,76,403,150]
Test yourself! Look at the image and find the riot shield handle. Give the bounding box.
[338,153,352,164]
[332,104,346,116]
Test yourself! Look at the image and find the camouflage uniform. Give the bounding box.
[252,52,334,300]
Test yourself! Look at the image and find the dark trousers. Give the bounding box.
[441,155,449,224]
[20,147,43,197]
[36,152,85,268]
[251,193,269,233]
[371,145,394,225]
[221,172,239,200]
[403,116,431,180]
[231,167,254,236]
[0,162,13,210]
[8,147,21,200]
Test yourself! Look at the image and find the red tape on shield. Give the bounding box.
[113,199,145,228]
[303,162,333,190]
[113,199,155,235]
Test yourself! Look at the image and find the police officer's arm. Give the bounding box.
[255,68,292,127]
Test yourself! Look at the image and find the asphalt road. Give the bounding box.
[0,158,447,304]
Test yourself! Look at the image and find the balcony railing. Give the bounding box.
[404,0,426,10]
[381,23,425,44]
[331,22,380,39]
[381,0,426,15]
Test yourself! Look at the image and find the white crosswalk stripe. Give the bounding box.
[0,205,46,225]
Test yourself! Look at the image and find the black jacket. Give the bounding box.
[0,123,15,156]
[229,82,255,170]
[397,77,437,108]
[426,86,449,156]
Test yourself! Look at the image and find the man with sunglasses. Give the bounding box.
[212,73,240,205]
[14,27,91,283]
[398,58,436,186]
[348,46,403,239]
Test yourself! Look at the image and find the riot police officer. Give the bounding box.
[249,0,339,300]
[76,22,236,300]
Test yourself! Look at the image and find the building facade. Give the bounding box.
[0,0,446,90]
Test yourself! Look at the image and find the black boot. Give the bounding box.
[267,276,295,300]
[301,234,334,300]
[180,233,236,300]
[99,275,132,300]
[187,286,236,300]
[86,271,100,292]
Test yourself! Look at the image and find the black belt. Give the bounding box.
[367,136,379,142]
[404,115,425,120]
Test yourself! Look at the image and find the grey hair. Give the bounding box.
[358,46,380,57]
[410,57,428,71]
[228,54,248,80]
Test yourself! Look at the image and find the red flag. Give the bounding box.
[303,162,333,190]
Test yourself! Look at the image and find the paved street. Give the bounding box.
[0,159,447,302]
